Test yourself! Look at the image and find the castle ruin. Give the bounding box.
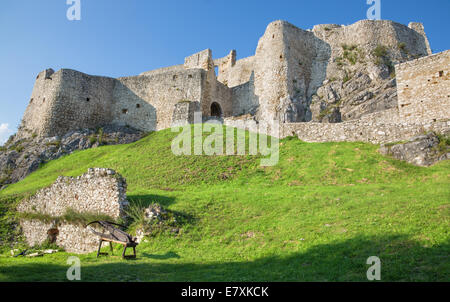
[15,20,449,144]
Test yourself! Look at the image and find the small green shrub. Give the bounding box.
[177,100,191,104]
[17,208,116,226]
[436,133,450,155]
[0,176,10,185]
[12,144,24,153]
[341,45,359,65]
[97,128,104,145]
[398,42,407,52]
[45,141,61,148]
[343,70,352,83]
[124,199,147,229]
[342,44,357,51]
[373,45,388,58]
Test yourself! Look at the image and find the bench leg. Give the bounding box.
[133,246,136,258]
[97,240,103,258]
[109,242,114,255]
[122,245,127,259]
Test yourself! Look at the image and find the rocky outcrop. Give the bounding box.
[379,132,450,166]
[0,124,144,189]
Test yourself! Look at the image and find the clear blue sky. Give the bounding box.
[0,0,449,143]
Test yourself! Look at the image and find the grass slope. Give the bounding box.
[0,125,449,282]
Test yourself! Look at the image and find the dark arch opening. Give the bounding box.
[211,102,222,118]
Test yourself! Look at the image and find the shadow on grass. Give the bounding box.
[1,234,448,282]
[141,251,181,260]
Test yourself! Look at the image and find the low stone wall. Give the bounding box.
[225,109,450,144]
[17,168,128,254]
[281,115,450,144]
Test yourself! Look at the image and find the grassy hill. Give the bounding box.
[0,125,449,281]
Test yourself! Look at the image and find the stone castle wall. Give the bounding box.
[17,168,128,254]
[113,69,206,131]
[396,50,450,123]
[14,19,449,146]
[17,49,236,139]
[17,69,116,139]
[17,69,59,139]
[49,69,116,137]
[216,19,433,125]
[224,108,450,144]
[281,110,450,144]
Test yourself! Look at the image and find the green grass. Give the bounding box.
[0,125,449,282]
[17,208,116,226]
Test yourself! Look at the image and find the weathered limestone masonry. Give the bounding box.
[280,109,450,144]
[217,20,433,124]
[396,50,450,123]
[16,49,232,139]
[13,19,449,146]
[17,168,128,254]
[18,69,116,139]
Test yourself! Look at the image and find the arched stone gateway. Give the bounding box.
[211,102,222,117]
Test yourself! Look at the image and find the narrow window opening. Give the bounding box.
[439,71,444,77]
[122,109,128,114]
[136,104,141,108]
[86,98,90,102]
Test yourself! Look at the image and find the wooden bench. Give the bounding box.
[86,221,138,259]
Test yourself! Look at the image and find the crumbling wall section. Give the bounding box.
[17,168,128,254]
